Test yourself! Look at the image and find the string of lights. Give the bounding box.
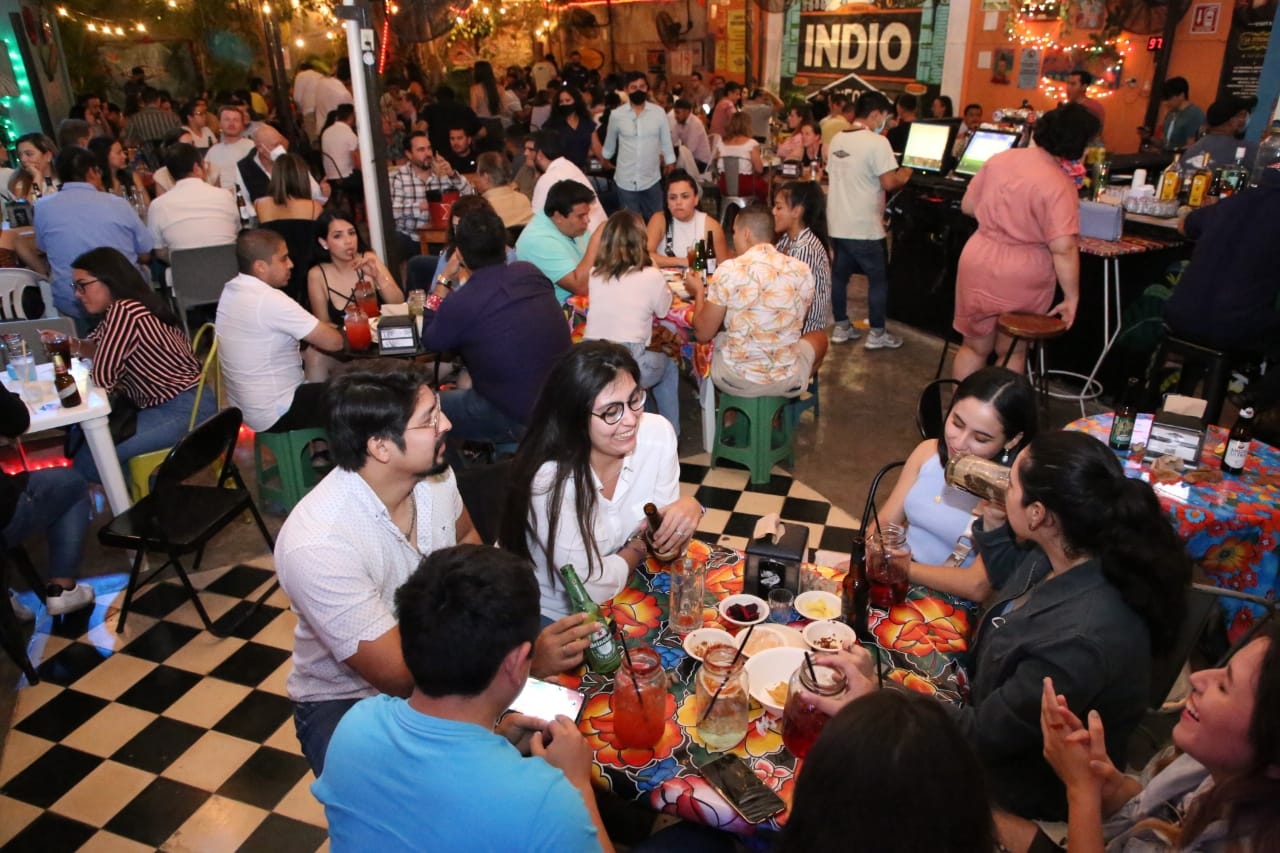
[1005,2,1134,101]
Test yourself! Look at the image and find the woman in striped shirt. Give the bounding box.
[62,247,216,484]
[773,180,834,350]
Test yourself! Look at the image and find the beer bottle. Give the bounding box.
[233,185,252,229]
[558,564,622,674]
[691,239,705,274]
[1221,407,1255,475]
[841,534,870,640]
[642,502,682,562]
[52,353,82,408]
[1108,377,1139,451]
[704,231,717,276]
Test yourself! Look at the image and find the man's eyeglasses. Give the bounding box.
[406,403,443,431]
[592,390,646,425]
[71,278,100,294]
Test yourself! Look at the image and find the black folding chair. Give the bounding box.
[98,408,276,636]
[916,378,959,441]
[454,459,510,546]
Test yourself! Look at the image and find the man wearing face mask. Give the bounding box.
[235,123,329,204]
[826,90,912,350]
[602,70,676,221]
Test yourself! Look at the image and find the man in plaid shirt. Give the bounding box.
[390,130,475,258]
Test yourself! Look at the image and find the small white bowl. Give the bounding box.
[743,646,807,715]
[794,590,841,622]
[682,628,735,662]
[802,619,857,653]
[718,594,769,627]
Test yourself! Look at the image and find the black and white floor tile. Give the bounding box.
[1,455,856,851]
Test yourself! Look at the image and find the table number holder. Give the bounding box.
[376,314,419,355]
[744,514,805,598]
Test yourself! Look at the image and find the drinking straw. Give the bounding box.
[698,622,753,724]
[610,619,643,705]
[803,650,818,683]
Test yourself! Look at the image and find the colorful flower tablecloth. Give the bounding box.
[549,543,975,838]
[565,290,714,381]
[1068,414,1280,642]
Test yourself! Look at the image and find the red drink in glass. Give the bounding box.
[345,313,373,351]
[782,662,846,759]
[612,645,669,748]
[868,525,910,609]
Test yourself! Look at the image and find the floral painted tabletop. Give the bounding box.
[566,285,714,381]
[548,541,975,839]
[1068,414,1279,642]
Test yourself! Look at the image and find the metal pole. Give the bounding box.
[338,0,394,267]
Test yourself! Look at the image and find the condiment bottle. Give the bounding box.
[695,645,749,752]
[1222,407,1255,475]
[558,564,622,674]
[611,644,669,748]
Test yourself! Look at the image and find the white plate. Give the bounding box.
[795,590,841,621]
[734,623,807,657]
[802,619,857,653]
[718,594,769,627]
[743,647,807,715]
[682,628,735,662]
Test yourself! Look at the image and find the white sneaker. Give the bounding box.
[864,329,904,350]
[831,322,861,343]
[45,582,95,616]
[8,590,34,622]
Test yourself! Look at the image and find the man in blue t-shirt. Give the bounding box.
[515,179,603,304]
[313,544,611,852]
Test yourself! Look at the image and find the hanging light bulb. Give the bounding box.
[56,6,69,16]
[295,37,304,46]
[167,0,177,7]
[136,22,146,31]
[88,22,97,30]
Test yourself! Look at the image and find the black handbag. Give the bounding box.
[64,391,138,458]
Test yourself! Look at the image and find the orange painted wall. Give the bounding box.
[957,3,1229,153]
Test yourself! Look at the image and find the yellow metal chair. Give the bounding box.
[126,323,222,501]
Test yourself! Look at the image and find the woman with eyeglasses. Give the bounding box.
[52,247,215,485]
[502,341,703,625]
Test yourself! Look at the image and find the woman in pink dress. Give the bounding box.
[952,104,1100,380]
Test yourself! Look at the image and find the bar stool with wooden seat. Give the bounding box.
[997,311,1068,407]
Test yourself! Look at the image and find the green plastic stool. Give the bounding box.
[254,428,330,512]
[786,374,820,429]
[710,392,795,484]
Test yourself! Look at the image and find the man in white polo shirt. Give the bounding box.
[147,143,240,260]
[215,229,344,433]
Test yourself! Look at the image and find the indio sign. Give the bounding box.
[797,11,923,79]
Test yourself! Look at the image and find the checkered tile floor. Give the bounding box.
[1,453,856,851]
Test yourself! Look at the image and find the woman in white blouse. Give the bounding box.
[645,170,731,270]
[501,342,703,624]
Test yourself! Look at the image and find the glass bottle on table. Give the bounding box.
[611,644,669,748]
[704,231,717,277]
[642,502,683,563]
[1108,377,1139,451]
[695,645,749,752]
[51,352,81,408]
[781,660,847,759]
[558,564,622,674]
[1222,407,1255,475]
[841,533,870,640]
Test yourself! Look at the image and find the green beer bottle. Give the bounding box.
[558,564,623,674]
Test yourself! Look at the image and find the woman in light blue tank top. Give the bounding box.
[877,367,1037,602]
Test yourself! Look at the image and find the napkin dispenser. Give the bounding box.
[1147,409,1206,464]
[743,515,805,597]
[376,313,418,355]
[1079,200,1124,241]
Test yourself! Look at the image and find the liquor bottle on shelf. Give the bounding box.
[558,564,622,674]
[1221,408,1255,475]
[1157,154,1182,202]
[1220,146,1249,197]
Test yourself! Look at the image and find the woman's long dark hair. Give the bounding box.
[474,61,501,116]
[501,342,642,585]
[549,86,593,128]
[936,366,1037,467]
[1179,621,1280,848]
[775,180,830,253]
[312,211,370,266]
[1017,431,1190,654]
[779,690,996,853]
[72,247,180,327]
[87,137,129,194]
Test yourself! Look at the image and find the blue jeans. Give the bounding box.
[71,386,218,484]
[295,697,362,776]
[1,467,90,580]
[616,182,664,222]
[831,237,890,330]
[626,344,680,436]
[440,388,525,444]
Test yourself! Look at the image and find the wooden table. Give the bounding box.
[417,227,448,256]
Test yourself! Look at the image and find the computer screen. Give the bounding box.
[956,129,1021,176]
[901,122,954,173]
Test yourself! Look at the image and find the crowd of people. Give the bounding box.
[2,49,1277,853]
